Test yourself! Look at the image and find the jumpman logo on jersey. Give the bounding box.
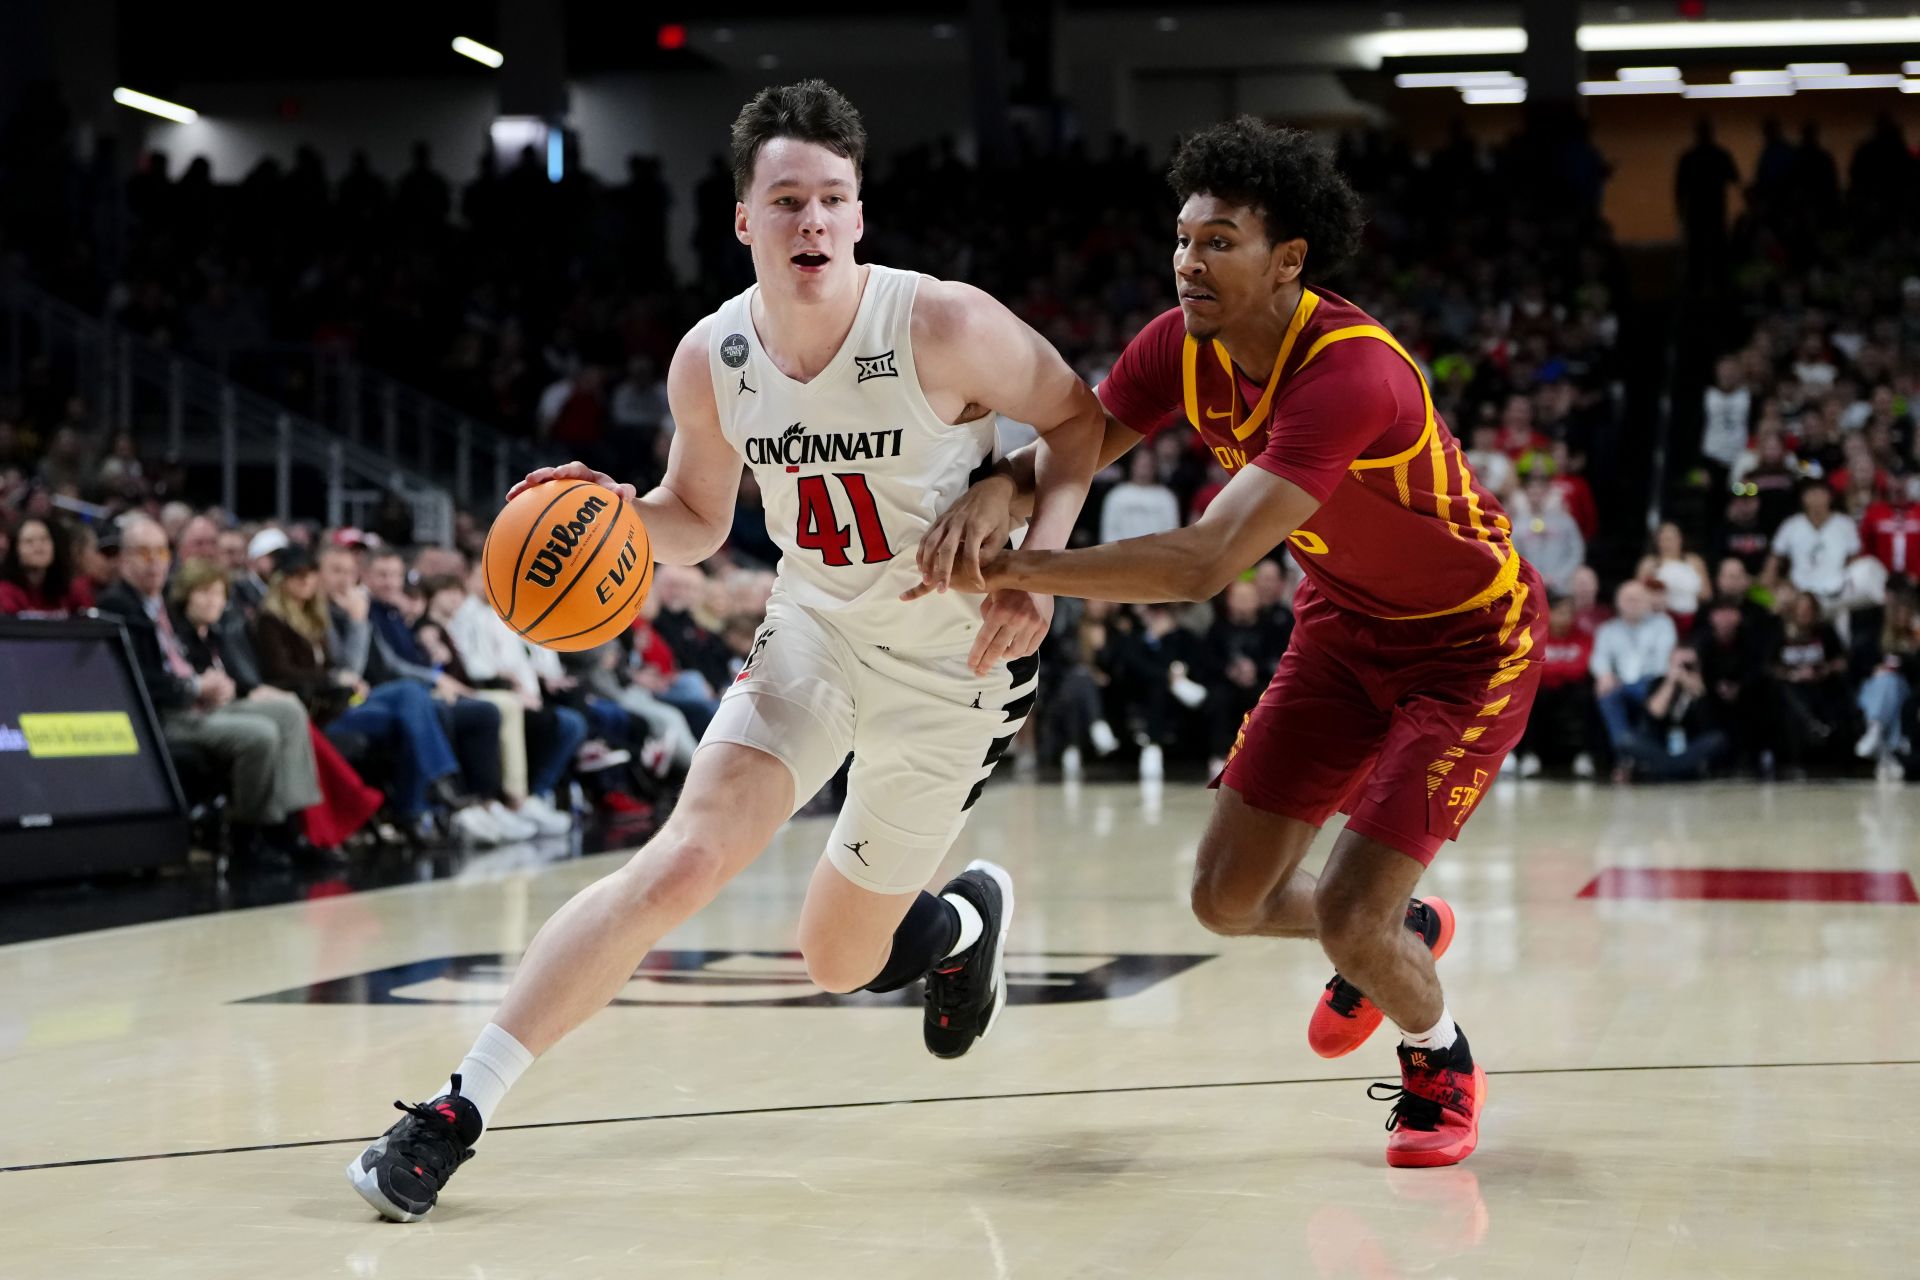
[843,840,869,865]
[738,371,756,396]
[970,692,982,709]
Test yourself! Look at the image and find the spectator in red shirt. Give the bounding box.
[1515,595,1595,776]
[1548,441,1599,541]
[1860,484,1920,580]
[0,517,94,616]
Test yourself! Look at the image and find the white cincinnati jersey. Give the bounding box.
[708,264,996,653]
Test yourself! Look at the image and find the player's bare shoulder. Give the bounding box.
[909,275,1029,425]
[666,312,721,420]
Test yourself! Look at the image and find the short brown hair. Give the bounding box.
[168,557,229,609]
[730,80,866,198]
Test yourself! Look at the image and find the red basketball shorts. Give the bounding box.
[1217,563,1547,866]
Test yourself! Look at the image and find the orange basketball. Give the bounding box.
[481,479,653,651]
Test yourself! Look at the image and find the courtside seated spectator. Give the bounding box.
[1613,645,1731,781]
[1590,581,1679,772]
[234,527,287,615]
[95,517,321,858]
[0,516,93,616]
[320,544,513,847]
[169,556,382,850]
[440,562,586,833]
[411,575,557,840]
[251,547,472,836]
[1769,591,1854,772]
[1696,594,1772,773]
[1856,591,1917,780]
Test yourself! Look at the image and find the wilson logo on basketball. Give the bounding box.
[523,494,611,588]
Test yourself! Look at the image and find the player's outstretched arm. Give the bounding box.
[983,412,1148,522]
[981,462,1322,605]
[505,320,740,567]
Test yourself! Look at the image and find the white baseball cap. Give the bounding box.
[247,528,291,562]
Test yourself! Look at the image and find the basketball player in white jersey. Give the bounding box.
[348,81,1105,1222]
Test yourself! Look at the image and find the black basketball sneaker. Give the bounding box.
[923,859,1015,1059]
[346,1074,484,1222]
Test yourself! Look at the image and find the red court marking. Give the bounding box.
[1578,868,1919,904]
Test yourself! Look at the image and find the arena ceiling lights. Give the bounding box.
[1572,61,1916,99]
[112,88,198,123]
[451,36,505,68]
[1358,15,1920,64]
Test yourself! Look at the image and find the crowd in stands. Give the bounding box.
[4,81,1916,851]
[1615,109,1920,784]
[0,489,786,862]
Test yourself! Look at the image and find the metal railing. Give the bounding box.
[3,283,456,545]
[183,340,550,515]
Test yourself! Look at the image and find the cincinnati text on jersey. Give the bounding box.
[743,424,906,469]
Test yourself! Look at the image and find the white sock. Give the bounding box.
[941,893,984,960]
[441,1022,535,1129]
[1401,1007,1458,1053]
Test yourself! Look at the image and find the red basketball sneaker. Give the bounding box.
[1370,1032,1486,1168]
[1308,897,1456,1058]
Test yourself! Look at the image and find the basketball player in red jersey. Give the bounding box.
[910,118,1545,1167]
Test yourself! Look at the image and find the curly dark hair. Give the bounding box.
[1166,117,1364,280]
[730,80,867,198]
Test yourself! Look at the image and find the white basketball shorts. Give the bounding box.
[698,589,1037,894]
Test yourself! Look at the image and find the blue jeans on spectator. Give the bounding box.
[1858,670,1910,752]
[655,670,721,737]
[1597,678,1657,751]
[1616,728,1729,780]
[526,704,589,798]
[437,696,504,799]
[328,681,460,816]
[583,695,634,746]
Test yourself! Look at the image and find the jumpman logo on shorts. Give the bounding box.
[843,840,869,865]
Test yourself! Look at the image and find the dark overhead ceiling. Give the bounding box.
[113,1,1497,88]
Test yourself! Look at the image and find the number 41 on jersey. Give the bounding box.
[795,473,895,567]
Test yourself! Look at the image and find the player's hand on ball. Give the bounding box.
[969,589,1052,676]
[903,473,1016,600]
[505,460,636,504]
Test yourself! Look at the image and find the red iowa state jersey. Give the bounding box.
[1097,289,1519,620]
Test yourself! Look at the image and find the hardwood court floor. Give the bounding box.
[5,778,1919,1278]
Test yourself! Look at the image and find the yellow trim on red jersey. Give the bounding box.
[1455,448,1496,547]
[1299,326,1436,474]
[1178,300,1522,622]
[1180,290,1320,443]
[1376,549,1521,622]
